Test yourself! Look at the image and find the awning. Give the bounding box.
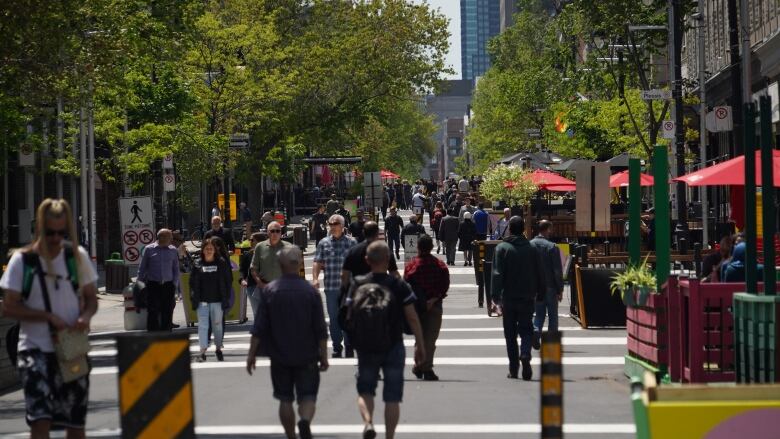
[673,150,780,186]
[609,170,654,188]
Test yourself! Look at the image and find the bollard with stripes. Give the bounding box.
[117,332,195,439]
[541,331,563,439]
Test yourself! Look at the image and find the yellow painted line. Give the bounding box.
[138,381,193,439]
[119,340,188,415]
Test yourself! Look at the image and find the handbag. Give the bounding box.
[34,256,91,382]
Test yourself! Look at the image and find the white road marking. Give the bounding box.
[89,356,624,375]
[0,423,636,437]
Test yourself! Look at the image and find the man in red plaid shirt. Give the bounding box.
[403,235,450,381]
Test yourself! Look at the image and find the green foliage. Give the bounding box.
[609,256,657,300]
[480,165,538,207]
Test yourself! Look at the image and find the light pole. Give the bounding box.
[694,6,709,246]
[669,0,688,244]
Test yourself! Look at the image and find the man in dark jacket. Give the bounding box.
[204,215,235,251]
[491,216,545,380]
[384,207,404,259]
[438,209,460,266]
[401,215,426,257]
[529,220,564,349]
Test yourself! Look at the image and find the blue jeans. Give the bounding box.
[248,286,260,321]
[533,291,559,333]
[387,234,400,256]
[502,300,534,373]
[197,302,224,350]
[324,290,345,351]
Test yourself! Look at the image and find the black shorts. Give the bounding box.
[270,360,320,403]
[17,350,90,428]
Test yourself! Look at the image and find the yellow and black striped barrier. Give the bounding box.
[117,333,195,439]
[541,331,563,439]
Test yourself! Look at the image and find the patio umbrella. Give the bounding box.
[380,170,399,179]
[529,170,576,192]
[672,150,780,186]
[609,170,655,188]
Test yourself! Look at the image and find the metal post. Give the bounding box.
[696,2,708,247]
[56,95,64,198]
[629,159,641,266]
[727,0,743,157]
[743,102,757,294]
[759,96,775,296]
[87,83,97,262]
[79,106,88,248]
[540,331,563,439]
[670,0,688,240]
[654,146,671,291]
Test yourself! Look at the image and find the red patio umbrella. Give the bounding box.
[380,170,399,179]
[529,170,576,192]
[673,150,780,186]
[609,170,655,188]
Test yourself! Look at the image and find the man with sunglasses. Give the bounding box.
[312,214,356,357]
[250,222,295,312]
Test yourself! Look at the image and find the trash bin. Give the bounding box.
[293,226,308,251]
[106,252,129,294]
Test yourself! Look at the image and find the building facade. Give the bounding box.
[424,80,473,182]
[461,0,501,80]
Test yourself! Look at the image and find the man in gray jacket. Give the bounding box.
[530,220,564,349]
[438,209,460,266]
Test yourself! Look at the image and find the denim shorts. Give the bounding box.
[356,341,405,403]
[17,350,90,428]
[270,360,320,403]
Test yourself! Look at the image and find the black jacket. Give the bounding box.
[190,257,232,309]
[491,235,545,303]
[401,223,426,244]
[457,219,477,251]
[384,215,404,237]
[529,235,564,295]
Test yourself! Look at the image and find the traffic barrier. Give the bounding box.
[117,332,195,439]
[631,372,780,439]
[541,331,563,439]
[734,293,780,383]
[123,283,148,331]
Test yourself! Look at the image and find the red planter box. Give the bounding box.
[626,290,668,367]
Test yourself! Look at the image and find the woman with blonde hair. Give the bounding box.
[0,199,98,437]
[189,237,231,361]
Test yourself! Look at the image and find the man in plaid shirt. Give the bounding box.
[403,235,450,380]
[313,214,357,358]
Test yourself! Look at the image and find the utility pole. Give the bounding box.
[56,95,64,198]
[696,3,708,246]
[727,0,743,157]
[669,0,688,241]
[87,81,97,263]
[79,105,88,250]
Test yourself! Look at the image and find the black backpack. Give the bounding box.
[340,275,395,353]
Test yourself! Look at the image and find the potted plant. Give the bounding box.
[610,257,657,307]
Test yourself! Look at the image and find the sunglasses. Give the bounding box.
[268,229,282,234]
[328,222,342,226]
[45,229,67,237]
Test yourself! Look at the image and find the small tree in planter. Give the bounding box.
[610,257,657,306]
[480,165,538,214]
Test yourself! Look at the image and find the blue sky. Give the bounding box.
[411,0,461,79]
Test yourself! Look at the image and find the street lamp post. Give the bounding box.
[669,0,688,245]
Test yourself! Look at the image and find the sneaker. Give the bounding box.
[345,347,355,358]
[298,419,312,439]
[507,372,518,379]
[532,332,541,350]
[363,423,376,439]
[196,352,206,363]
[521,356,532,381]
[332,349,343,358]
[412,367,423,379]
[215,350,224,362]
[463,262,468,266]
[423,370,439,381]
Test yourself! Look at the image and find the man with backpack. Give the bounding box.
[1,199,98,438]
[340,241,424,439]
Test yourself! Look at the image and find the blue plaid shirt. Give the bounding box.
[314,234,356,293]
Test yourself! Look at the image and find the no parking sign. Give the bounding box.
[119,197,155,266]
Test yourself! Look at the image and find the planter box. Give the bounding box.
[625,289,668,380]
[734,293,780,383]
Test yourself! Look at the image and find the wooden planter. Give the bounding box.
[625,286,668,381]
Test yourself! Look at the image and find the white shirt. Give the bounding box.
[0,246,98,352]
[412,193,426,208]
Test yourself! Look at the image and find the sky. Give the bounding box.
[411,0,461,79]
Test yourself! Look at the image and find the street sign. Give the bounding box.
[524,128,541,136]
[403,234,419,263]
[706,106,733,132]
[163,173,176,192]
[217,193,237,221]
[662,120,676,139]
[119,197,155,266]
[229,133,249,148]
[162,154,174,169]
[363,171,383,209]
[642,89,672,100]
[575,162,610,232]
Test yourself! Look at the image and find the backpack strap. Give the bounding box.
[62,242,80,292]
[21,252,40,301]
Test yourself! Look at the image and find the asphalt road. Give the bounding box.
[0,211,635,438]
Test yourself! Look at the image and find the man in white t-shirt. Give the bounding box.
[0,199,98,437]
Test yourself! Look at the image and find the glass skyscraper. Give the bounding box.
[460,0,501,80]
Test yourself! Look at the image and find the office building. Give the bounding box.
[461,0,501,80]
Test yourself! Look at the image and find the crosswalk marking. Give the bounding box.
[89,356,624,375]
[1,423,636,437]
